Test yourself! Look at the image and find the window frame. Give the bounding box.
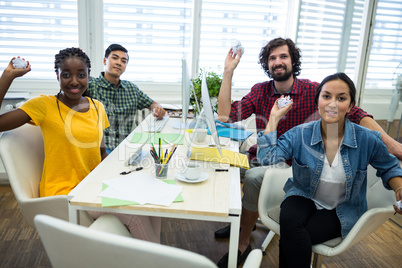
[3,0,401,119]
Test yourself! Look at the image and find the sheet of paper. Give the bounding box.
[101,180,184,207]
[99,172,183,206]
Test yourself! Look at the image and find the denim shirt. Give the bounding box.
[257,119,402,238]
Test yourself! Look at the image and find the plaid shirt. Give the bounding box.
[86,73,154,150]
[229,78,372,163]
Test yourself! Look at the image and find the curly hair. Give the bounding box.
[259,38,301,78]
[54,47,91,74]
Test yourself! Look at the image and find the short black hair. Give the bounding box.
[104,44,129,61]
[314,72,356,106]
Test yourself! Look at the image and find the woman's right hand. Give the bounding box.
[270,96,293,120]
[5,57,31,78]
[264,96,293,135]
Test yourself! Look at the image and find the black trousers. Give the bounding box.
[279,196,342,268]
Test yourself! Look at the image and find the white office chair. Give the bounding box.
[258,165,396,268]
[34,214,263,268]
[0,124,92,227]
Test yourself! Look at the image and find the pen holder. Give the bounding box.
[155,163,169,179]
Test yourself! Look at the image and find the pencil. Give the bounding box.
[163,144,176,164]
[166,145,178,164]
[159,138,162,163]
[151,142,157,156]
[159,144,178,175]
[163,138,174,146]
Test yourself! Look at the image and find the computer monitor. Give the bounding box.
[181,57,191,125]
[200,68,223,157]
[184,69,222,159]
[174,57,198,130]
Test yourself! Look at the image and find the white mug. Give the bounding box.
[194,128,207,143]
[182,162,201,180]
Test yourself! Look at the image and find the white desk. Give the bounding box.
[68,116,242,268]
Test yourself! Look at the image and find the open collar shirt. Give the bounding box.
[87,72,154,150]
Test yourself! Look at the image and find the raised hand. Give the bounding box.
[6,57,31,78]
[271,95,293,120]
[224,48,242,72]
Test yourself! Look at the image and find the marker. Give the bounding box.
[215,169,229,172]
[120,167,143,175]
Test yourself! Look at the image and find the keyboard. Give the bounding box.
[143,115,169,132]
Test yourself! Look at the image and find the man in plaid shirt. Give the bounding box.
[86,44,166,154]
[215,38,402,267]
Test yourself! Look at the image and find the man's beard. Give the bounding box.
[271,66,293,82]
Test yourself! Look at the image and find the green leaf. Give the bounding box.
[190,68,225,116]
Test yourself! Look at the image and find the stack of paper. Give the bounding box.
[98,172,183,207]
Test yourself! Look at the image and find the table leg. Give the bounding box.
[68,203,79,224]
[228,216,240,268]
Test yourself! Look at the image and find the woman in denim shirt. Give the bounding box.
[257,73,402,268]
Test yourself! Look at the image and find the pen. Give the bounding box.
[150,150,159,163]
[215,169,229,172]
[120,167,143,175]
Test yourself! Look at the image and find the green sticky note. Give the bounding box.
[130,133,184,145]
[101,180,183,207]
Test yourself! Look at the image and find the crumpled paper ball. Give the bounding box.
[278,96,291,109]
[396,200,402,210]
[12,58,28,69]
[231,40,245,55]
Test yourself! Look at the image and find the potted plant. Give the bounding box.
[190,68,223,117]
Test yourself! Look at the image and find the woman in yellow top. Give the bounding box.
[0,48,161,243]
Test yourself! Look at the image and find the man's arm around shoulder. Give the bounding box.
[359,116,402,160]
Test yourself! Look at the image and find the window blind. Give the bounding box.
[0,0,78,80]
[365,0,402,91]
[103,0,193,83]
[198,0,289,89]
[296,0,365,84]
[0,0,401,94]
